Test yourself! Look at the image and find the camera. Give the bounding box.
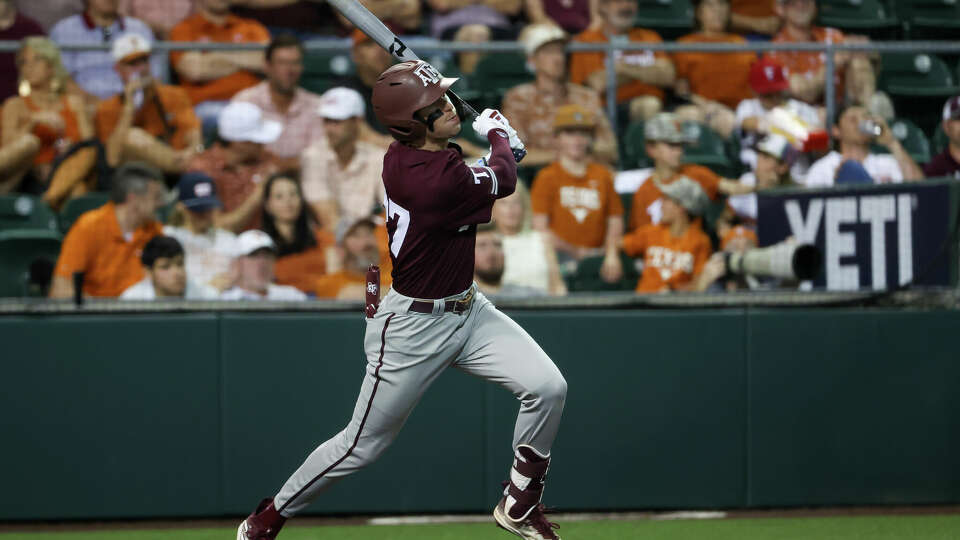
[725,240,821,281]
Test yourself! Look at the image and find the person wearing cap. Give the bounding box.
[300,86,386,232]
[724,133,799,227]
[232,34,326,169]
[924,96,960,179]
[626,112,754,232]
[50,162,166,299]
[220,229,307,301]
[501,22,616,167]
[313,216,393,300]
[120,235,220,300]
[734,57,822,173]
[531,103,624,282]
[569,0,674,122]
[804,104,923,188]
[621,176,724,293]
[169,0,269,130]
[260,171,336,296]
[49,0,161,101]
[186,100,284,233]
[95,33,202,174]
[163,171,240,291]
[672,0,756,138]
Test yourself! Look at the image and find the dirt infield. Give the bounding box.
[2,505,959,534]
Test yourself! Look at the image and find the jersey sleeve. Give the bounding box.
[54,219,93,279]
[440,130,518,228]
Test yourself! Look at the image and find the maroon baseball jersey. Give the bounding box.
[382,131,517,298]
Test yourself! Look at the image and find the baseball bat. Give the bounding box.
[326,0,526,162]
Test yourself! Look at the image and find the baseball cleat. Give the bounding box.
[493,497,561,540]
[237,498,286,540]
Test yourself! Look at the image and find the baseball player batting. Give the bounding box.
[236,61,568,540]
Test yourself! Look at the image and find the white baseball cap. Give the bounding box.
[112,33,151,63]
[236,230,277,257]
[317,87,365,120]
[218,102,283,144]
[520,23,567,57]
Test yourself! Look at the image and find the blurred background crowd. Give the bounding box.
[0,0,958,301]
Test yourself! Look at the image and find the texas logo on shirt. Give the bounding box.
[559,185,601,223]
[646,245,694,281]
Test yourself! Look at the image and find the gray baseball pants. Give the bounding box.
[273,285,567,516]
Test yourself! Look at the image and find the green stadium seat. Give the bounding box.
[817,0,899,38]
[619,192,633,229]
[0,229,62,297]
[300,52,354,94]
[59,193,110,234]
[878,53,958,97]
[896,0,960,38]
[620,121,652,170]
[681,122,740,178]
[869,118,932,164]
[471,52,533,110]
[0,194,59,232]
[567,252,639,292]
[931,121,948,155]
[634,0,694,40]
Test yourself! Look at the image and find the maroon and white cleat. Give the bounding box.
[237,498,286,540]
[493,497,561,540]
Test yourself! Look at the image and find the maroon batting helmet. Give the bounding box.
[372,60,459,145]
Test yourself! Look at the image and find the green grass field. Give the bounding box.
[2,515,959,540]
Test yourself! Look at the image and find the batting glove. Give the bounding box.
[472,109,512,139]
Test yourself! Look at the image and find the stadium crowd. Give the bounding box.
[0,0,958,300]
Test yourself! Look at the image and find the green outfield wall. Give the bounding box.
[1,308,958,520]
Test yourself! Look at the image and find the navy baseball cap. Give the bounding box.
[177,172,222,211]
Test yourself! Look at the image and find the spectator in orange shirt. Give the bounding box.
[188,101,283,233]
[261,171,335,296]
[502,23,616,167]
[673,0,757,138]
[314,216,392,300]
[96,34,202,174]
[730,0,780,36]
[626,112,754,231]
[169,0,269,131]
[531,104,624,282]
[49,162,166,299]
[766,0,878,108]
[569,0,674,122]
[621,176,724,293]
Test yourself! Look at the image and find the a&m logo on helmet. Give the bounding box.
[413,62,442,87]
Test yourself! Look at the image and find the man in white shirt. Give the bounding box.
[804,105,924,188]
[163,172,239,290]
[121,236,219,300]
[220,230,307,301]
[300,87,386,231]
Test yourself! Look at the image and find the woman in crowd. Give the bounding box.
[1,36,95,208]
[492,182,567,296]
[260,171,335,295]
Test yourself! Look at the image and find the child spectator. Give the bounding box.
[1,36,95,208]
[569,0,674,121]
[187,101,283,233]
[426,0,522,75]
[525,0,597,34]
[169,0,269,131]
[492,182,567,296]
[301,87,385,230]
[924,96,960,179]
[0,0,44,102]
[621,176,724,293]
[624,112,753,231]
[531,104,623,282]
[673,0,757,138]
[260,172,335,296]
[95,34,202,174]
[502,23,616,167]
[120,235,219,299]
[232,34,326,171]
[220,229,307,301]
[163,172,238,291]
[313,217,393,300]
[50,0,161,101]
[725,133,798,227]
[730,0,780,36]
[804,105,923,187]
[474,221,547,298]
[49,162,165,298]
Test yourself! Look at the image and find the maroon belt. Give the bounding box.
[408,289,475,315]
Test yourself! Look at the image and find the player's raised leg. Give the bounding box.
[454,293,567,540]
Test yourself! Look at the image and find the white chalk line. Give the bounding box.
[368,510,727,526]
